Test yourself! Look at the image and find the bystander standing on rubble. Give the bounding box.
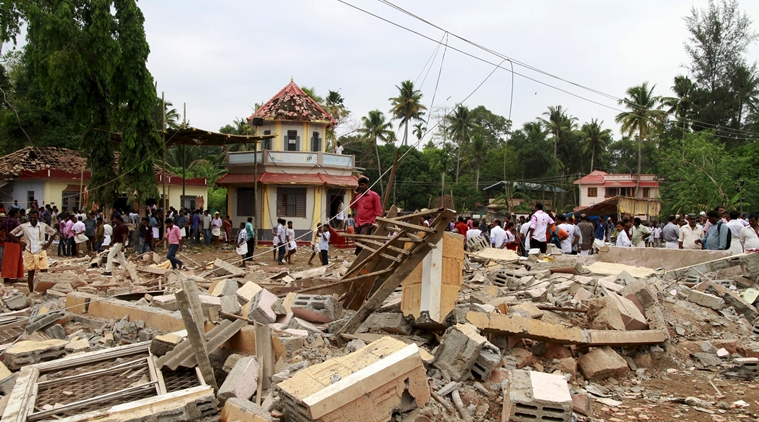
[211,212,222,244]
[190,210,200,244]
[577,214,594,256]
[604,217,614,242]
[72,216,88,256]
[466,220,483,244]
[201,209,211,244]
[701,210,729,251]
[662,215,680,249]
[630,217,651,248]
[158,218,184,270]
[556,214,577,254]
[174,210,188,240]
[41,204,52,227]
[318,223,330,265]
[344,213,356,234]
[350,176,382,255]
[454,216,468,235]
[92,217,105,253]
[102,214,128,276]
[651,221,662,247]
[84,211,97,253]
[740,213,759,251]
[489,219,507,249]
[527,202,553,253]
[726,210,746,254]
[678,213,704,250]
[222,215,232,244]
[235,222,248,266]
[244,217,255,262]
[519,214,531,255]
[8,209,57,291]
[284,221,296,264]
[275,218,286,264]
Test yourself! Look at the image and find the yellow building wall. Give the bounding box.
[165,185,207,211]
[44,180,78,208]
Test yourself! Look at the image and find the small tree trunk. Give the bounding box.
[590,148,595,173]
[374,138,385,198]
[636,134,642,198]
[455,140,461,183]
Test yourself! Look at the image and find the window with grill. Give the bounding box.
[237,188,255,216]
[587,187,597,197]
[277,187,306,218]
[286,130,299,151]
[263,130,272,150]
[311,131,321,152]
[642,188,650,198]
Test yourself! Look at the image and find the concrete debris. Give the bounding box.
[503,369,573,421]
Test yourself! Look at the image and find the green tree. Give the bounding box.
[463,133,487,190]
[580,119,612,173]
[301,87,324,105]
[615,82,665,196]
[539,105,577,161]
[661,75,695,137]
[412,122,425,141]
[357,110,394,197]
[389,80,427,147]
[446,104,476,183]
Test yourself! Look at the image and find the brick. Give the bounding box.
[688,290,725,310]
[472,340,501,380]
[210,279,239,297]
[509,302,544,319]
[218,356,260,404]
[291,294,342,323]
[5,339,68,370]
[243,289,279,324]
[434,323,486,381]
[587,296,625,331]
[359,312,412,335]
[220,398,272,422]
[502,370,572,422]
[556,357,577,379]
[152,294,179,311]
[508,348,536,369]
[237,282,263,305]
[578,346,628,381]
[277,337,429,422]
[572,393,592,416]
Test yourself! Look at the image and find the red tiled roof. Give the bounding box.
[249,80,337,127]
[216,172,358,188]
[573,170,608,184]
[600,181,659,188]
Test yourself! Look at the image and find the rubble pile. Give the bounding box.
[2,216,759,421]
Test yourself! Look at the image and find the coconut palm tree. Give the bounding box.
[412,122,426,141]
[615,82,665,196]
[446,104,476,183]
[538,105,577,160]
[324,90,349,147]
[301,87,324,105]
[463,133,488,190]
[580,119,612,173]
[389,80,427,146]
[522,121,547,138]
[357,110,394,197]
[661,75,694,136]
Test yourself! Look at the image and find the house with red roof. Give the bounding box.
[217,79,357,239]
[574,170,660,209]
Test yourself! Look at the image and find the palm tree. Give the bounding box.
[463,133,487,190]
[389,80,427,146]
[301,87,324,105]
[538,105,577,160]
[357,110,394,197]
[412,122,426,141]
[446,104,476,183]
[324,90,349,147]
[522,121,547,138]
[661,75,694,136]
[432,143,454,204]
[580,119,612,173]
[615,82,665,196]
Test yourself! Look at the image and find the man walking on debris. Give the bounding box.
[350,176,382,255]
[158,218,183,270]
[662,215,681,249]
[527,202,553,253]
[102,214,128,276]
[8,209,57,292]
[630,217,651,248]
[701,210,729,251]
[679,213,704,250]
[577,214,594,256]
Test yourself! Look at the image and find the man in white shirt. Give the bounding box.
[527,203,554,253]
[8,209,57,292]
[319,223,331,265]
[334,142,344,155]
[465,220,483,243]
[489,220,507,249]
[276,218,287,264]
[678,213,704,250]
[615,221,632,247]
[519,216,531,255]
[556,214,577,254]
[726,210,746,254]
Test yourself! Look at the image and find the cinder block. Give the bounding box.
[243,289,279,324]
[688,290,725,310]
[291,294,342,323]
[359,312,412,335]
[578,346,628,381]
[472,340,501,380]
[218,356,260,404]
[221,295,242,315]
[152,294,178,311]
[502,369,572,422]
[434,323,486,381]
[210,279,239,297]
[237,282,263,305]
[220,398,272,422]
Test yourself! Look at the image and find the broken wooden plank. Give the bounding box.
[175,275,218,390]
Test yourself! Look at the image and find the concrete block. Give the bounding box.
[359,312,412,335]
[25,310,66,334]
[688,290,725,310]
[586,296,625,331]
[221,295,242,315]
[578,346,628,381]
[291,294,342,323]
[286,317,323,335]
[604,291,648,330]
[152,294,179,311]
[502,370,572,422]
[434,323,487,381]
[509,302,544,319]
[572,288,592,303]
[211,279,239,297]
[150,331,186,356]
[218,356,260,404]
[3,292,29,310]
[243,289,279,324]
[5,339,68,370]
[222,354,245,373]
[65,339,91,353]
[277,337,429,422]
[722,292,759,321]
[44,324,66,340]
[472,340,501,380]
[572,393,592,416]
[621,278,659,307]
[508,348,536,369]
[556,357,577,380]
[220,398,272,422]
[272,335,307,360]
[237,281,263,305]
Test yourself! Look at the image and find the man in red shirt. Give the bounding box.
[102,213,129,276]
[349,176,383,255]
[454,216,469,236]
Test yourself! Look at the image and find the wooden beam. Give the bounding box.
[175,275,218,390]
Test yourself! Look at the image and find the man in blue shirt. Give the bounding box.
[701,210,729,250]
[190,210,200,244]
[245,217,255,262]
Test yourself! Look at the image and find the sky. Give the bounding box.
[139,0,759,142]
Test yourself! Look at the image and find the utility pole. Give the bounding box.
[182,103,186,209]
[162,92,167,211]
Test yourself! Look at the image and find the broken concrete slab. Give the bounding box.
[359,312,412,335]
[665,252,759,280]
[277,336,430,422]
[4,339,68,370]
[587,296,625,331]
[218,356,260,404]
[509,302,544,319]
[688,290,726,311]
[220,398,272,422]
[502,369,572,422]
[604,290,649,330]
[578,346,628,381]
[434,323,487,381]
[210,279,239,297]
[237,281,263,305]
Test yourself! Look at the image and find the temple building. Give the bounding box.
[217,79,357,240]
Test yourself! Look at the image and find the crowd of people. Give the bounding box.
[450,203,759,257]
